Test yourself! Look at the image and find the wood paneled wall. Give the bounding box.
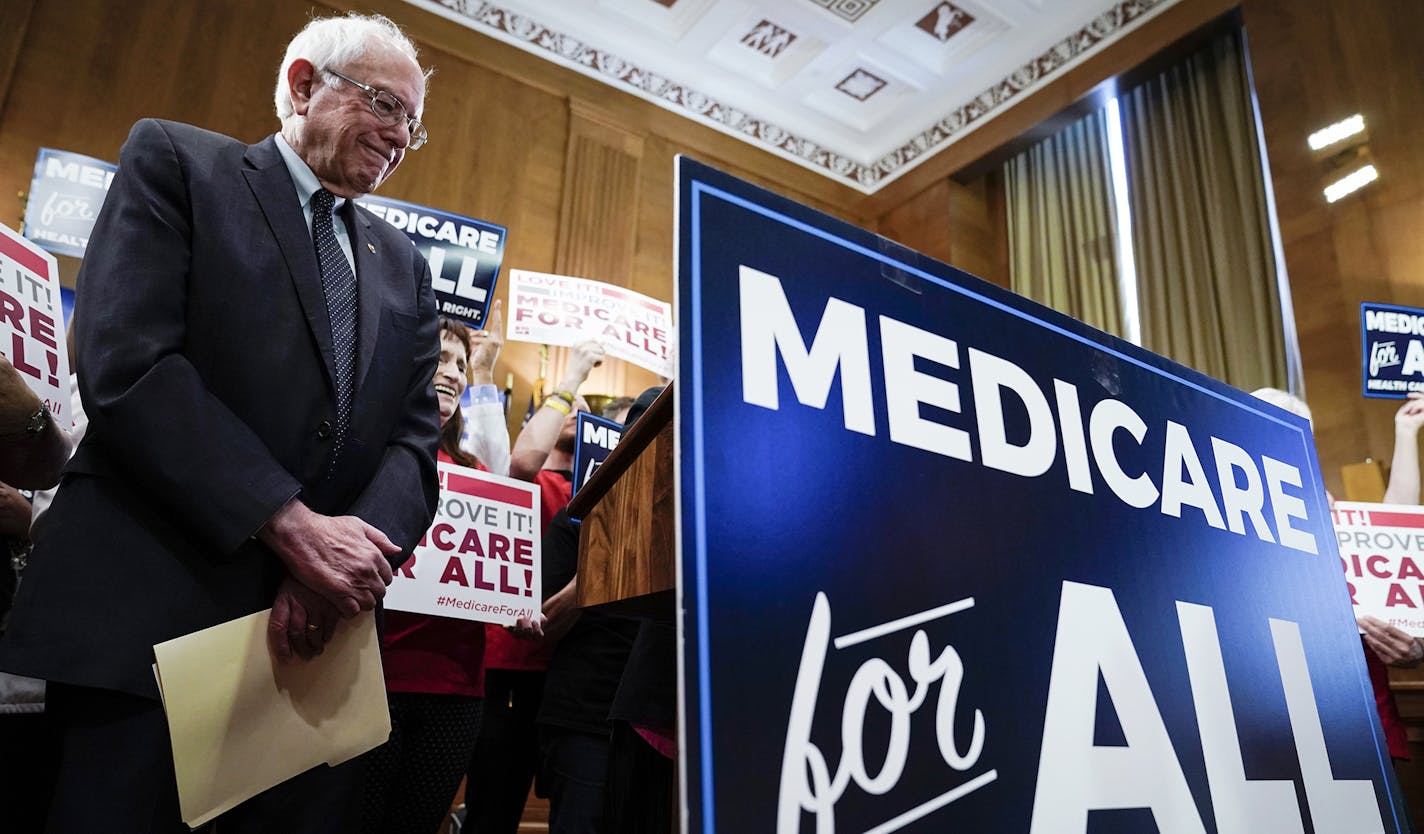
[876,173,1009,288]
[1242,0,1424,494]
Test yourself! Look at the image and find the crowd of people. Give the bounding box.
[0,9,1417,834]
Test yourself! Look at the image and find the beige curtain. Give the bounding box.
[1120,29,1287,391]
[1005,108,1124,337]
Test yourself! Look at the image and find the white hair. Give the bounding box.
[1251,387,1312,424]
[274,13,428,121]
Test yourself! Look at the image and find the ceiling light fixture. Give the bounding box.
[1323,164,1378,203]
[1308,114,1365,151]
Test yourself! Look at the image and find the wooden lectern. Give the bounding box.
[566,384,676,616]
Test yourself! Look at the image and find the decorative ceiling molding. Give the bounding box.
[411,0,1178,194]
[875,0,1174,189]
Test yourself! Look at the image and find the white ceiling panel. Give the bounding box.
[407,0,1181,193]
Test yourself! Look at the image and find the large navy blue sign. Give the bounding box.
[357,195,506,328]
[676,158,1409,833]
[572,411,622,495]
[1362,302,1424,399]
[23,148,117,258]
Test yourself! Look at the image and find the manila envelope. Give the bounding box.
[153,609,389,827]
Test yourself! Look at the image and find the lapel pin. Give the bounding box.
[367,243,377,254]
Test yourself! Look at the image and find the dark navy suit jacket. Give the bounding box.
[0,119,441,698]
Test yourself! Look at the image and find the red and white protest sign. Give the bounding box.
[0,222,72,425]
[506,269,674,377]
[1333,501,1424,635]
[385,462,542,626]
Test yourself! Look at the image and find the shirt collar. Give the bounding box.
[274,133,347,214]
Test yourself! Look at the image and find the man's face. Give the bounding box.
[291,43,425,198]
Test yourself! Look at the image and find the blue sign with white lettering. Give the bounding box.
[676,158,1410,833]
[1362,302,1424,399]
[572,411,623,495]
[357,195,506,328]
[23,148,117,258]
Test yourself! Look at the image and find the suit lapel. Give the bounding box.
[241,137,338,392]
[348,203,383,390]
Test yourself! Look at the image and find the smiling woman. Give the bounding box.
[436,317,475,453]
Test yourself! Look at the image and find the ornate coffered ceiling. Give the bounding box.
[406,0,1181,193]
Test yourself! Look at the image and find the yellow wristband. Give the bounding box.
[543,396,572,415]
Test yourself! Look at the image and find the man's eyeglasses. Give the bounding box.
[324,68,428,150]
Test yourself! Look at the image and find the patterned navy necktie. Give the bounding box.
[311,188,358,465]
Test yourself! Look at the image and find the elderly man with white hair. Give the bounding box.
[0,13,441,833]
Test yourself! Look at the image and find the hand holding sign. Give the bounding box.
[0,342,70,489]
[509,612,546,640]
[560,340,605,393]
[1359,615,1424,667]
[1395,393,1424,434]
[0,353,44,428]
[1385,394,1424,506]
[510,340,605,481]
[508,575,580,642]
[470,299,504,386]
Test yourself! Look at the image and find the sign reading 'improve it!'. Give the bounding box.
[0,222,72,425]
[1334,501,1424,635]
[676,158,1408,833]
[506,269,673,378]
[384,462,541,626]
